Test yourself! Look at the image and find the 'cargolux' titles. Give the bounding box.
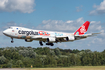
[18,30,38,36]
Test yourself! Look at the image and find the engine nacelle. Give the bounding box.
[25,39,33,42]
[66,36,75,41]
[47,37,56,43]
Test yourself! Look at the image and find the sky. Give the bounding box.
[0,0,105,52]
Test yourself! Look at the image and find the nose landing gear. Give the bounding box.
[11,38,14,43]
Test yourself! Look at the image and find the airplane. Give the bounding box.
[3,21,100,46]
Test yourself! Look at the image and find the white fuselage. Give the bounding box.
[3,26,74,43]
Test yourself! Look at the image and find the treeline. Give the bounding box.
[0,46,105,68]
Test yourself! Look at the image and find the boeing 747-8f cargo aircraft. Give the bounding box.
[3,21,100,46]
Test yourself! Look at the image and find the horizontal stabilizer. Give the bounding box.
[75,32,101,37]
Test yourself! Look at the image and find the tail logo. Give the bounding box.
[80,25,86,33]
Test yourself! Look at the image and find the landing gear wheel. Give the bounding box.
[39,41,43,46]
[51,43,54,46]
[11,41,14,43]
[46,43,54,46]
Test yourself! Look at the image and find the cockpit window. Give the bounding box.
[9,27,13,29]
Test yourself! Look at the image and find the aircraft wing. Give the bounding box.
[31,35,68,42]
[31,36,50,39]
[31,35,67,39]
[56,36,67,38]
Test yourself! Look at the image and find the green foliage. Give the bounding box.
[44,55,57,67]
[11,52,23,60]
[7,60,13,68]
[102,50,105,53]
[54,48,61,56]
[19,48,36,58]
[0,50,3,56]
[22,57,33,67]
[0,46,105,68]
[33,57,42,67]
[16,60,23,67]
[72,49,80,53]
[3,49,12,60]
[35,47,50,55]
[0,56,6,64]
[7,63,12,68]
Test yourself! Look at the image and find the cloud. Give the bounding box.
[76,5,83,12]
[89,0,105,15]
[36,17,103,33]
[0,0,35,13]
[88,21,102,32]
[66,20,73,23]
[36,17,85,32]
[86,21,105,49]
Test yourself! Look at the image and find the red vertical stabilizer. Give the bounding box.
[74,21,90,35]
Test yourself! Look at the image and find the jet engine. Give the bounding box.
[47,37,56,42]
[25,39,33,42]
[66,36,75,41]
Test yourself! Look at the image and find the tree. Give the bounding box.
[44,55,57,67]
[19,50,29,57]
[0,56,6,64]
[19,49,36,58]
[7,60,13,68]
[11,52,23,60]
[33,57,42,67]
[72,49,80,53]
[102,50,105,53]
[42,47,50,55]
[16,60,23,68]
[28,50,36,58]
[84,49,92,53]
[22,57,33,67]
[3,49,12,60]
[69,53,76,66]
[0,50,3,56]
[49,50,55,56]
[62,57,69,67]
[56,58,63,67]
[7,63,12,68]
[54,48,61,56]
[4,47,17,52]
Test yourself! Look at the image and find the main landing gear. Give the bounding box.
[46,43,54,46]
[39,41,54,46]
[39,41,43,46]
[11,38,14,43]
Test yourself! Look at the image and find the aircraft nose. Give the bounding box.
[3,30,8,35]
